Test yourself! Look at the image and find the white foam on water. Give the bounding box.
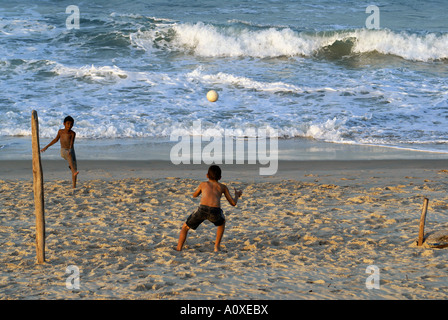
[351,29,448,62]
[131,21,448,61]
[51,64,129,82]
[186,68,304,93]
[1,6,447,157]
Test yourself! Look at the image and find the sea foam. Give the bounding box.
[132,22,448,61]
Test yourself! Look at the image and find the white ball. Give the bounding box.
[206,90,219,102]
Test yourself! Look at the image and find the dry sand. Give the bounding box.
[1,159,448,300]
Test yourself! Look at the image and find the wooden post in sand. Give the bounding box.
[417,197,429,246]
[31,110,45,264]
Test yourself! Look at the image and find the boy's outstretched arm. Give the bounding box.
[224,185,242,206]
[40,131,60,153]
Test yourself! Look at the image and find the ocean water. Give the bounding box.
[1,0,447,161]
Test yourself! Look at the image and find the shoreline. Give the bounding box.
[1,135,448,183]
[2,136,448,162]
[1,158,448,182]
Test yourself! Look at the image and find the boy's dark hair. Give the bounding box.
[207,165,221,181]
[64,116,74,124]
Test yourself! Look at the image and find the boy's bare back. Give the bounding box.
[176,165,242,252]
[193,180,239,208]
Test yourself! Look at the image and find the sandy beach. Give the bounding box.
[1,158,448,300]
[2,0,448,307]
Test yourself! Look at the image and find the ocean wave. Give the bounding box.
[186,68,304,93]
[0,59,138,85]
[0,114,346,142]
[186,67,344,94]
[0,18,56,37]
[51,64,129,82]
[2,112,448,155]
[350,29,448,61]
[131,21,448,61]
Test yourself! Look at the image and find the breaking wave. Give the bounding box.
[131,22,448,61]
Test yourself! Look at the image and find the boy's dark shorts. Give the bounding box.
[186,205,225,230]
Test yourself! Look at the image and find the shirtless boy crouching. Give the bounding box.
[177,165,242,252]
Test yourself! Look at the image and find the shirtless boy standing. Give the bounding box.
[176,165,242,252]
[41,116,79,188]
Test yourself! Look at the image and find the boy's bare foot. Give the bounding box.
[72,171,79,188]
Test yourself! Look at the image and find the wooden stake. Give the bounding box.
[417,197,429,246]
[31,110,45,263]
